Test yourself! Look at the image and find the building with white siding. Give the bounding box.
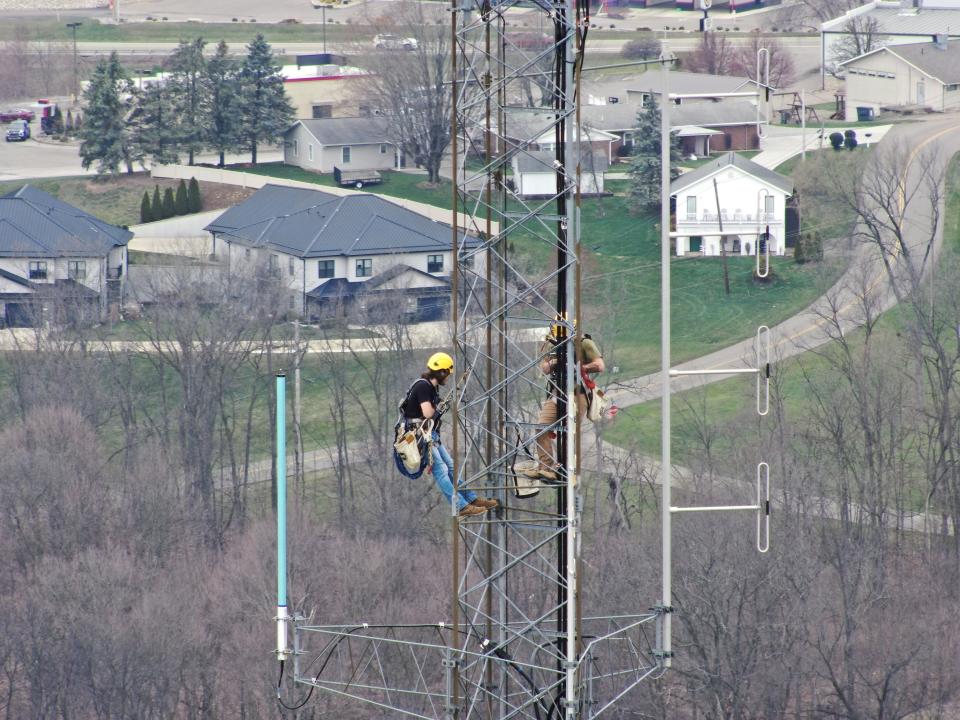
[0,185,130,327]
[670,153,794,257]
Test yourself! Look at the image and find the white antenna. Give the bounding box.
[756,47,770,139]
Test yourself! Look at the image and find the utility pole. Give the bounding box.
[322,5,327,54]
[66,22,82,101]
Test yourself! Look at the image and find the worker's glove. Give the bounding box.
[436,399,450,416]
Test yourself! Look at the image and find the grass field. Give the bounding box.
[0,16,366,44]
[603,152,960,498]
[0,16,809,44]
[0,173,255,227]
[245,163,846,376]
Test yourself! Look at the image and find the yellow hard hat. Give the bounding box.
[427,352,454,372]
[549,313,576,340]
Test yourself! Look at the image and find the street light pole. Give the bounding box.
[322,5,327,53]
[66,22,82,101]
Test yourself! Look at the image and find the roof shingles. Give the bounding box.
[0,185,132,258]
[206,184,476,258]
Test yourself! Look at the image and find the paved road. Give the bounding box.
[605,115,960,413]
[0,131,281,182]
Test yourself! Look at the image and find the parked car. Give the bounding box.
[5,119,30,142]
[0,108,34,123]
[507,32,552,50]
[373,33,418,50]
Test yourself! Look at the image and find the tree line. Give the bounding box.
[140,178,203,223]
[79,36,294,178]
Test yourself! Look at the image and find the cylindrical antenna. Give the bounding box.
[276,372,289,661]
[756,47,770,140]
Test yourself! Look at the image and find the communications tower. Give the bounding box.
[273,4,773,717]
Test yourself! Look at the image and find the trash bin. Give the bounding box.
[856,106,875,121]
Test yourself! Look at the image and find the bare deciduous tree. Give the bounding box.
[362,2,452,184]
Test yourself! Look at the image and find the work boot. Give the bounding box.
[470,497,499,510]
[458,503,487,517]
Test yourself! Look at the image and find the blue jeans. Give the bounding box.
[431,435,476,511]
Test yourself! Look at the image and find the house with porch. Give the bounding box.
[205,184,480,321]
[0,185,130,327]
[670,153,794,257]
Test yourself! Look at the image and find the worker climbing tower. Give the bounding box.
[273,7,775,718]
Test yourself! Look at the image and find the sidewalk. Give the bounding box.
[750,123,894,170]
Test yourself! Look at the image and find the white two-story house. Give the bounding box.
[0,185,131,327]
[670,153,794,257]
[205,184,481,322]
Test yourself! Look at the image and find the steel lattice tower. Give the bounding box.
[276,0,664,716]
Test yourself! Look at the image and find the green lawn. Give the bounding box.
[0,16,367,44]
[245,163,846,376]
[604,151,960,508]
[0,174,181,228]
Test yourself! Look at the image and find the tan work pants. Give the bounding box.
[535,393,587,469]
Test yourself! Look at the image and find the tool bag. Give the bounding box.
[393,379,434,479]
[581,366,609,423]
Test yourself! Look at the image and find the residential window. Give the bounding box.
[685,196,696,219]
[342,146,351,164]
[764,195,775,218]
[623,132,635,148]
[269,254,279,272]
[311,104,332,119]
[68,260,86,280]
[318,259,335,278]
[308,144,314,161]
[289,295,296,310]
[288,256,296,276]
[355,258,372,277]
[28,261,47,280]
[293,139,299,157]
[245,248,251,259]
[427,254,444,273]
[380,143,388,155]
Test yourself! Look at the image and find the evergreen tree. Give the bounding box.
[74,112,83,131]
[78,52,139,177]
[140,190,154,223]
[162,187,175,219]
[65,109,74,134]
[174,179,189,215]
[187,177,202,213]
[238,34,294,165]
[129,81,180,165]
[627,96,682,215]
[152,185,163,216]
[204,40,242,167]
[168,38,208,165]
[52,106,64,135]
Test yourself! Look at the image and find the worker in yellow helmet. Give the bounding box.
[399,352,498,517]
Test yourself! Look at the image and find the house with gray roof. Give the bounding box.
[284,117,399,175]
[821,0,960,82]
[670,152,794,258]
[0,185,131,327]
[840,39,960,120]
[205,184,479,321]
